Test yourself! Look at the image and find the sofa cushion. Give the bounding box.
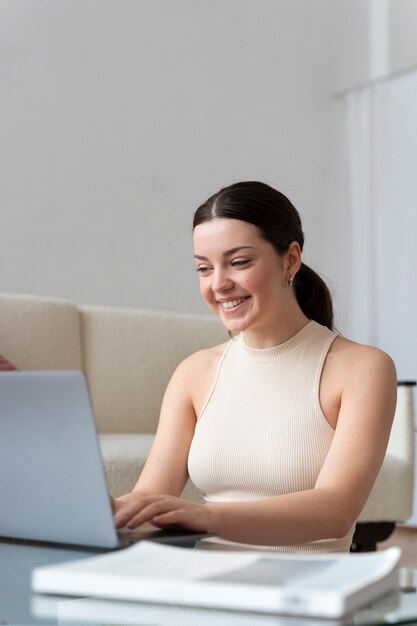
[98,433,204,503]
[0,293,82,370]
[80,305,227,433]
[358,453,413,522]
[98,433,154,497]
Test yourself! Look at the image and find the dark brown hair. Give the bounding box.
[193,181,333,330]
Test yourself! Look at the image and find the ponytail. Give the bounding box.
[294,263,333,330]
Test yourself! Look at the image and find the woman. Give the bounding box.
[114,181,396,553]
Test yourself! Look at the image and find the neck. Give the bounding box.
[242,312,310,349]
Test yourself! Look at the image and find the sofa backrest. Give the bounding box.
[0,293,82,371]
[0,293,226,434]
[79,305,227,433]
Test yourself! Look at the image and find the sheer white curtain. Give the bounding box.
[326,71,417,524]
[372,73,417,382]
[327,71,417,381]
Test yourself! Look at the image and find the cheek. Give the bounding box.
[253,275,283,302]
[243,274,262,293]
[199,281,214,305]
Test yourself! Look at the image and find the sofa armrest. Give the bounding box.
[358,382,415,524]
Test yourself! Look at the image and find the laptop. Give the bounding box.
[0,371,209,550]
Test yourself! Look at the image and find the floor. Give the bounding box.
[379,526,417,568]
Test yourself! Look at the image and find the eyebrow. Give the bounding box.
[194,246,254,261]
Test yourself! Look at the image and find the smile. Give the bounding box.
[219,297,250,310]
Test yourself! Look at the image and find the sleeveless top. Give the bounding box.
[187,320,355,553]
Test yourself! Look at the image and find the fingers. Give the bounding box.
[112,494,139,526]
[113,493,177,529]
[113,493,209,533]
[113,496,145,528]
[122,497,181,529]
[151,510,192,530]
[150,503,208,533]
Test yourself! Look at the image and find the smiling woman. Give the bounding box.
[193,218,300,344]
[114,181,397,554]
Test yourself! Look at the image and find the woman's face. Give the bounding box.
[193,218,295,339]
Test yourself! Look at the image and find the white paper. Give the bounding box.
[31,542,401,618]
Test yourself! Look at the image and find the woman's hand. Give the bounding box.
[113,492,214,533]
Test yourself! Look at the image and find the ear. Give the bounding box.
[285,241,302,276]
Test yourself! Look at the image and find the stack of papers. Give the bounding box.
[31,542,401,618]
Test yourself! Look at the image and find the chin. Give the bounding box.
[210,305,251,335]
[222,318,250,335]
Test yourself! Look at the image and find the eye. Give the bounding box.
[231,258,250,268]
[195,265,212,274]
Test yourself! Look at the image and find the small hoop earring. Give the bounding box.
[288,276,294,287]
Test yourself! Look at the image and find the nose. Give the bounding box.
[212,267,234,292]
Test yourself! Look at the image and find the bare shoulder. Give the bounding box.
[175,341,229,375]
[318,335,397,435]
[325,336,397,408]
[330,336,396,379]
[173,341,230,415]
[177,341,229,383]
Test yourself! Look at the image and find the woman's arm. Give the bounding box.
[115,343,397,546]
[113,345,221,525]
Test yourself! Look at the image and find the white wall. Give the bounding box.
[329,0,417,92]
[391,0,417,73]
[2,0,415,315]
[0,0,348,314]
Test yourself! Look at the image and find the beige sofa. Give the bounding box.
[0,292,414,548]
[0,292,226,501]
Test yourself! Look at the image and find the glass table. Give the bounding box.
[2,538,417,626]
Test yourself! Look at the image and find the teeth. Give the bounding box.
[222,297,247,309]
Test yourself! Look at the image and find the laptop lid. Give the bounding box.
[0,371,119,549]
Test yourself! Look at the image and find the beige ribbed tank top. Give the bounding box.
[188,320,355,553]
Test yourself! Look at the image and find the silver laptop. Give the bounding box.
[0,371,207,550]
